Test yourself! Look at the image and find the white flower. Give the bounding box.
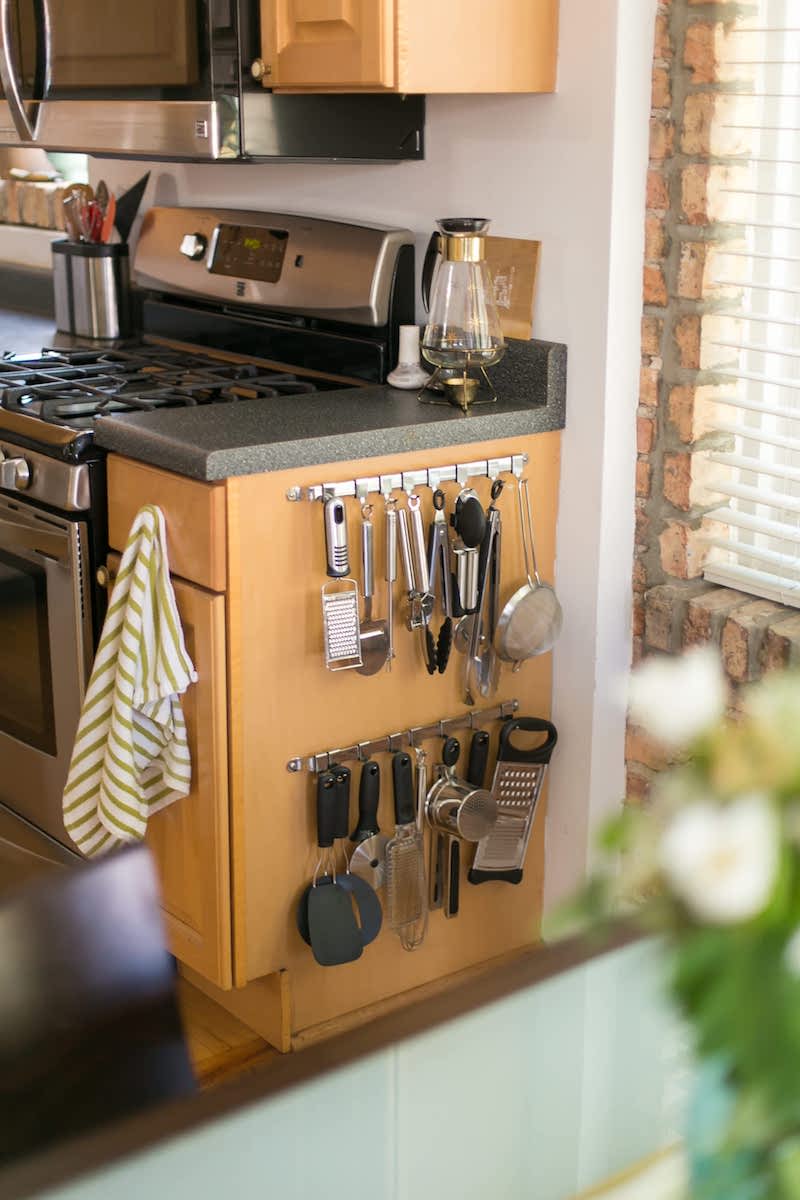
[784,927,800,977]
[628,646,728,749]
[659,794,779,924]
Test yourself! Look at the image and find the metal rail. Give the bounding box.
[285,454,528,503]
[286,699,519,774]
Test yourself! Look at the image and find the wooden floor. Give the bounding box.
[177,978,280,1089]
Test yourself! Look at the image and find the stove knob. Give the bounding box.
[0,452,30,491]
[180,233,208,262]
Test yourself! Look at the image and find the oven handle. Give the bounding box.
[0,513,69,563]
[0,0,35,141]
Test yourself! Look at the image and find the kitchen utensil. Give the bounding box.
[399,747,429,950]
[495,477,563,666]
[100,193,117,245]
[420,218,506,411]
[384,493,397,670]
[114,172,151,244]
[62,194,83,244]
[331,765,382,945]
[356,504,389,676]
[324,497,350,578]
[465,481,503,704]
[469,717,558,886]
[435,729,489,916]
[301,771,363,967]
[467,729,491,790]
[350,760,389,890]
[424,489,454,675]
[95,180,109,216]
[453,487,487,549]
[321,579,363,671]
[51,241,131,340]
[385,751,424,934]
[425,737,497,842]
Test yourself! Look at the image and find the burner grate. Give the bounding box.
[0,344,318,429]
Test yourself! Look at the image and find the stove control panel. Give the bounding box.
[209,223,288,284]
[0,450,30,492]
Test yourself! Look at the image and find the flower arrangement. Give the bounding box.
[585,648,800,1199]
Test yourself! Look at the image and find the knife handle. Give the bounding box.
[316,771,337,849]
[351,761,380,843]
[332,765,351,841]
[392,751,415,826]
[467,730,490,788]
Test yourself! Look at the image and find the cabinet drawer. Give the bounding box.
[107,456,227,592]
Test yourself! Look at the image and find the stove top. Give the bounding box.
[0,345,319,433]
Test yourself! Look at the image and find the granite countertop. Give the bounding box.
[0,293,567,482]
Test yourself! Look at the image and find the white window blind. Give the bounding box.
[701,4,800,606]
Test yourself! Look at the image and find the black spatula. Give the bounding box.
[304,772,363,966]
[114,172,151,244]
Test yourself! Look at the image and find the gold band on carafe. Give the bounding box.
[443,235,485,263]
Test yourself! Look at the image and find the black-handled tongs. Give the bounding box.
[425,489,454,675]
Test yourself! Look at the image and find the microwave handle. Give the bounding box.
[37,0,52,100]
[0,0,35,141]
[0,513,68,563]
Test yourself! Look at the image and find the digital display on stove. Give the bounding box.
[209,224,289,283]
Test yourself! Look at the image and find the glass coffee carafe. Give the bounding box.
[420,218,506,412]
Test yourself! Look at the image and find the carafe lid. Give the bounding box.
[436,217,491,236]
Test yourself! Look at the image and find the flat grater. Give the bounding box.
[321,579,363,671]
[468,717,558,886]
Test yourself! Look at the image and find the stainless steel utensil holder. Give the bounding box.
[52,240,131,340]
[285,454,529,504]
[286,699,519,775]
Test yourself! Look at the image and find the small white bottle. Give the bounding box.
[387,324,430,389]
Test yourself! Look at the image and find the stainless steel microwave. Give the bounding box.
[0,1,424,161]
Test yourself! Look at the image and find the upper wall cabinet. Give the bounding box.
[256,0,559,93]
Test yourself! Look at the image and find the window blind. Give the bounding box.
[701,6,800,606]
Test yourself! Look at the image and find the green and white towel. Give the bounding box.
[63,504,197,857]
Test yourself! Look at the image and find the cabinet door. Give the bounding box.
[262,0,395,88]
[107,556,233,989]
[47,0,200,88]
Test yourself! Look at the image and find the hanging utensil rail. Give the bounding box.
[284,454,529,503]
[286,699,519,775]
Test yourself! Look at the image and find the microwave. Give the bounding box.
[0,1,425,162]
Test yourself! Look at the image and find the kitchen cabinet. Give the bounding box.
[256,0,558,93]
[106,429,561,1050]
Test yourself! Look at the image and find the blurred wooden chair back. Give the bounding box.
[0,845,195,1163]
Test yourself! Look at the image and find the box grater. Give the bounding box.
[321,580,363,671]
[468,717,558,886]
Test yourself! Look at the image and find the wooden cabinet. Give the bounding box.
[257,0,558,93]
[106,427,561,1045]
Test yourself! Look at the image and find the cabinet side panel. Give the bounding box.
[398,0,558,93]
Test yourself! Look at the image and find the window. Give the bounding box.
[701,6,800,605]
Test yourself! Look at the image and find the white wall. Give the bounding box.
[91,0,656,910]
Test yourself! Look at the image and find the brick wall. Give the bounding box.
[629,0,800,801]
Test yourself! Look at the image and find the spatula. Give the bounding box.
[304,772,363,966]
[114,171,151,244]
[331,765,382,945]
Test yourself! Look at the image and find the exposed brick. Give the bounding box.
[644,581,708,651]
[663,452,692,511]
[647,168,669,211]
[626,762,656,807]
[641,315,663,357]
[683,93,753,158]
[675,315,701,369]
[683,586,752,647]
[684,21,716,84]
[722,600,789,683]
[668,382,732,444]
[652,64,671,109]
[659,521,713,579]
[759,614,800,674]
[677,241,708,300]
[662,449,725,511]
[645,213,667,262]
[632,636,645,666]
[653,11,672,61]
[626,723,670,772]
[643,264,668,307]
[681,163,710,226]
[633,593,646,637]
[635,501,651,547]
[640,363,660,407]
[636,459,652,498]
[633,559,647,594]
[637,414,656,454]
[650,116,675,162]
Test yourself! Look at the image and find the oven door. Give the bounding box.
[0,0,240,159]
[0,496,93,848]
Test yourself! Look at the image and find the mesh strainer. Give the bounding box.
[495,476,562,667]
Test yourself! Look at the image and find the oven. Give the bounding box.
[0,0,425,161]
[0,490,93,849]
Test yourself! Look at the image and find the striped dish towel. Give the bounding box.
[63,504,197,857]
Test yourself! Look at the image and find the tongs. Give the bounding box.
[424,489,454,675]
[465,480,504,704]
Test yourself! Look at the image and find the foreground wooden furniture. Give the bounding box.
[106,430,561,1049]
[255,0,559,93]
